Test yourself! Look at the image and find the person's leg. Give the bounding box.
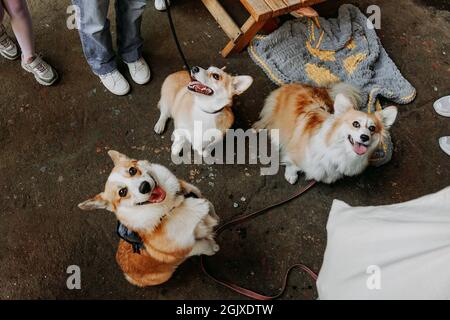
[3,0,57,85]
[2,0,34,60]
[72,0,116,75]
[116,0,150,84]
[0,1,19,60]
[116,0,147,63]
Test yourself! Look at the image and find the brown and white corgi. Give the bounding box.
[154,66,253,156]
[78,150,219,287]
[254,83,398,184]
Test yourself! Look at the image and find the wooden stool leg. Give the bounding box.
[221,16,267,58]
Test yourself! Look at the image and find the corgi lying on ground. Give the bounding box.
[78,151,219,287]
[154,66,253,156]
[254,83,398,184]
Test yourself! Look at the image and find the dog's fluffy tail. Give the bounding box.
[328,83,362,109]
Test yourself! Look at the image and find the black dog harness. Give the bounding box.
[116,191,199,254]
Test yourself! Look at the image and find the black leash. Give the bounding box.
[163,0,191,71]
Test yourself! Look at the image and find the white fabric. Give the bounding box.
[317,187,450,300]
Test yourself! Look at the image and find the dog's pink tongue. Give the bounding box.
[353,143,368,155]
[149,186,166,203]
[188,81,214,96]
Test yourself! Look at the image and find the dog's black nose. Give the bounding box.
[360,134,370,142]
[191,66,200,74]
[139,181,151,194]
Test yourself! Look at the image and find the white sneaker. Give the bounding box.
[21,54,58,86]
[155,0,170,11]
[125,57,151,85]
[99,70,130,96]
[0,25,19,60]
[439,136,450,156]
[433,96,450,117]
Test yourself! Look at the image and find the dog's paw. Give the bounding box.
[154,121,165,134]
[285,172,298,185]
[171,144,183,157]
[204,241,220,256]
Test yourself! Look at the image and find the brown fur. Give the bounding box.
[256,84,334,164]
[254,83,393,171]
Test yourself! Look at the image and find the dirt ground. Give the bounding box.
[0,0,449,299]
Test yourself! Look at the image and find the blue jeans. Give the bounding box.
[73,0,148,75]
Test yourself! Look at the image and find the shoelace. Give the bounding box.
[30,54,49,75]
[101,71,122,86]
[0,34,13,49]
[131,59,146,74]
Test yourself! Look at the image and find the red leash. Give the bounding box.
[200,180,318,300]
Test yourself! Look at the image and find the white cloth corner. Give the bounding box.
[317,187,450,300]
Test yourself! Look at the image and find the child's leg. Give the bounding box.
[2,0,35,61]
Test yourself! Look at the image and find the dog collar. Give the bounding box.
[116,192,199,254]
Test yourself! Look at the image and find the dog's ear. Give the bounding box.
[232,75,253,95]
[378,106,398,129]
[334,94,354,115]
[78,193,110,211]
[108,150,131,166]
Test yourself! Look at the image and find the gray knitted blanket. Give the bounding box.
[248,4,416,112]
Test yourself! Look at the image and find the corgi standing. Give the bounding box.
[254,83,398,184]
[154,66,253,156]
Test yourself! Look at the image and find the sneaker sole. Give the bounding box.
[439,138,450,156]
[131,73,151,85]
[0,49,19,60]
[433,97,450,117]
[126,65,151,85]
[100,81,130,96]
[21,61,58,86]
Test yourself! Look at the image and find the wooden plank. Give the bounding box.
[221,16,267,57]
[201,0,242,41]
[272,0,325,17]
[264,0,294,16]
[282,0,302,6]
[240,0,273,21]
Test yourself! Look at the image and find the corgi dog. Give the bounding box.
[254,83,398,184]
[154,66,253,156]
[78,151,219,287]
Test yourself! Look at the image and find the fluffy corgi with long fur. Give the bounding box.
[154,66,253,155]
[254,83,398,184]
[78,151,219,287]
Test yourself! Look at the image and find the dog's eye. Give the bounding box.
[212,73,220,80]
[369,125,376,132]
[352,121,360,128]
[129,167,137,176]
[118,188,128,198]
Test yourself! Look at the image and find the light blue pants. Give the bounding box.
[73,0,148,75]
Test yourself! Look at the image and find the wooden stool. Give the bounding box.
[201,0,325,57]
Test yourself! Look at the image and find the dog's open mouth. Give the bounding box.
[136,186,166,206]
[187,77,214,96]
[348,135,369,155]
